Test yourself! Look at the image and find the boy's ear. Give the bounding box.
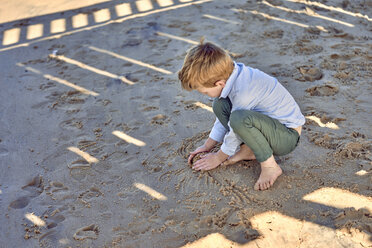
[215,80,226,87]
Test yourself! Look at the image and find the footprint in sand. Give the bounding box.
[69,163,90,181]
[46,214,66,229]
[49,91,86,110]
[9,176,44,209]
[77,140,97,150]
[149,95,160,100]
[334,208,371,247]
[78,187,103,202]
[9,196,30,209]
[92,161,112,174]
[307,131,338,150]
[39,82,56,90]
[293,40,323,55]
[334,141,371,160]
[34,207,69,243]
[333,71,353,80]
[306,27,321,35]
[59,119,84,131]
[47,181,69,193]
[329,53,354,61]
[183,101,202,111]
[73,224,99,240]
[328,27,354,40]
[151,114,169,125]
[142,106,159,112]
[20,176,43,194]
[306,84,339,96]
[68,159,91,169]
[293,66,323,82]
[263,29,283,39]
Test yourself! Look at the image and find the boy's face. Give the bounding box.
[196,80,226,98]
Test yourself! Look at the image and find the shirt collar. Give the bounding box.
[219,62,240,98]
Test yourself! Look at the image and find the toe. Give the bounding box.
[259,182,265,191]
[269,179,275,187]
[261,182,268,190]
[265,182,270,190]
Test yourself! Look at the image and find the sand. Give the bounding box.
[0,0,371,247]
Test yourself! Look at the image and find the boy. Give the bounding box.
[178,39,305,191]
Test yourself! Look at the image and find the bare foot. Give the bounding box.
[254,155,282,191]
[221,144,256,166]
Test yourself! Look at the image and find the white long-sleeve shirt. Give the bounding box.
[209,62,306,156]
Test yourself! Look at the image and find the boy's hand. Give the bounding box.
[192,150,229,171]
[188,145,210,165]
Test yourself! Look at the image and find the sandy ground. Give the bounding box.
[0,0,371,247]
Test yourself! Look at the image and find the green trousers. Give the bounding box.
[213,97,300,162]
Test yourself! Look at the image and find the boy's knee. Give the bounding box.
[230,110,254,131]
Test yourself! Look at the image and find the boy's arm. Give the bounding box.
[209,118,228,144]
[204,137,218,150]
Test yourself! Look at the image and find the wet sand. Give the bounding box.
[0,0,371,247]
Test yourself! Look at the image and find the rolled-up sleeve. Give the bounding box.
[209,118,227,142]
[220,122,242,156]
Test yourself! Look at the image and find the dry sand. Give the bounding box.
[0,0,371,247]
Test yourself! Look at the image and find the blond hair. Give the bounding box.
[178,38,234,91]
